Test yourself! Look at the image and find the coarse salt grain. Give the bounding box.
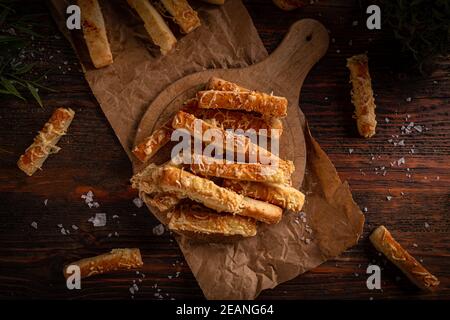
[386,196,392,201]
[133,198,143,208]
[153,224,165,236]
[31,221,38,229]
[88,213,107,227]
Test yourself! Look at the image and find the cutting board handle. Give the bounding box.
[250,19,329,94]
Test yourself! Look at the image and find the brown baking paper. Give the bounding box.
[49,0,364,299]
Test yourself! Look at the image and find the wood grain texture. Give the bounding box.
[0,0,448,300]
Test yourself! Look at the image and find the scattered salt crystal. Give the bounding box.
[133,198,143,208]
[413,125,422,133]
[363,207,368,213]
[436,176,440,180]
[57,224,63,228]
[129,287,135,295]
[168,275,172,279]
[88,213,107,227]
[112,215,119,219]
[425,222,430,228]
[413,243,418,248]
[386,196,392,201]
[108,233,112,238]
[398,140,405,146]
[44,199,48,206]
[348,148,354,154]
[71,225,78,230]
[31,221,38,229]
[305,238,311,244]
[153,224,165,236]
[114,232,119,237]
[385,118,390,123]
[406,97,412,102]
[397,157,405,166]
[61,228,67,235]
[336,49,341,54]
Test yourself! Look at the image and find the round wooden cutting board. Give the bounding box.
[133,19,329,225]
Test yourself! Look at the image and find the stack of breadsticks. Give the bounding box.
[131,77,305,238]
[78,0,225,68]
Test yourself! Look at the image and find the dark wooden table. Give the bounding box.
[0,0,448,300]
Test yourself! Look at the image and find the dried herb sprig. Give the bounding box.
[0,0,54,107]
[382,0,450,74]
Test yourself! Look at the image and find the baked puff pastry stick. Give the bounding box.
[207,77,250,92]
[17,107,75,176]
[63,248,143,279]
[77,0,113,68]
[172,111,286,166]
[132,118,173,163]
[197,90,288,118]
[190,155,294,185]
[370,226,440,291]
[130,163,182,212]
[223,179,305,212]
[168,204,257,237]
[127,0,177,55]
[196,108,283,137]
[161,0,201,34]
[206,77,284,135]
[347,54,377,138]
[159,166,282,224]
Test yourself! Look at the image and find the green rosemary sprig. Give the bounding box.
[0,0,53,107]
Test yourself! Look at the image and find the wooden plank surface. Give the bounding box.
[0,0,448,299]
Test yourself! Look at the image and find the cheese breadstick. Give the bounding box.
[161,0,201,34]
[132,119,173,163]
[347,54,377,138]
[197,90,288,118]
[127,0,177,55]
[18,107,75,176]
[223,180,305,211]
[63,248,143,279]
[77,0,113,68]
[168,204,257,237]
[190,155,294,184]
[370,226,440,291]
[159,166,282,223]
[172,111,285,165]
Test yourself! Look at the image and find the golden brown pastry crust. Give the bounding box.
[77,0,113,68]
[132,164,282,224]
[370,226,440,291]
[63,248,143,279]
[172,111,285,165]
[347,54,377,138]
[17,107,75,176]
[197,90,288,118]
[207,77,250,92]
[127,0,177,55]
[168,204,257,237]
[161,0,201,34]
[223,180,305,211]
[159,165,245,213]
[132,119,173,163]
[190,155,294,184]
